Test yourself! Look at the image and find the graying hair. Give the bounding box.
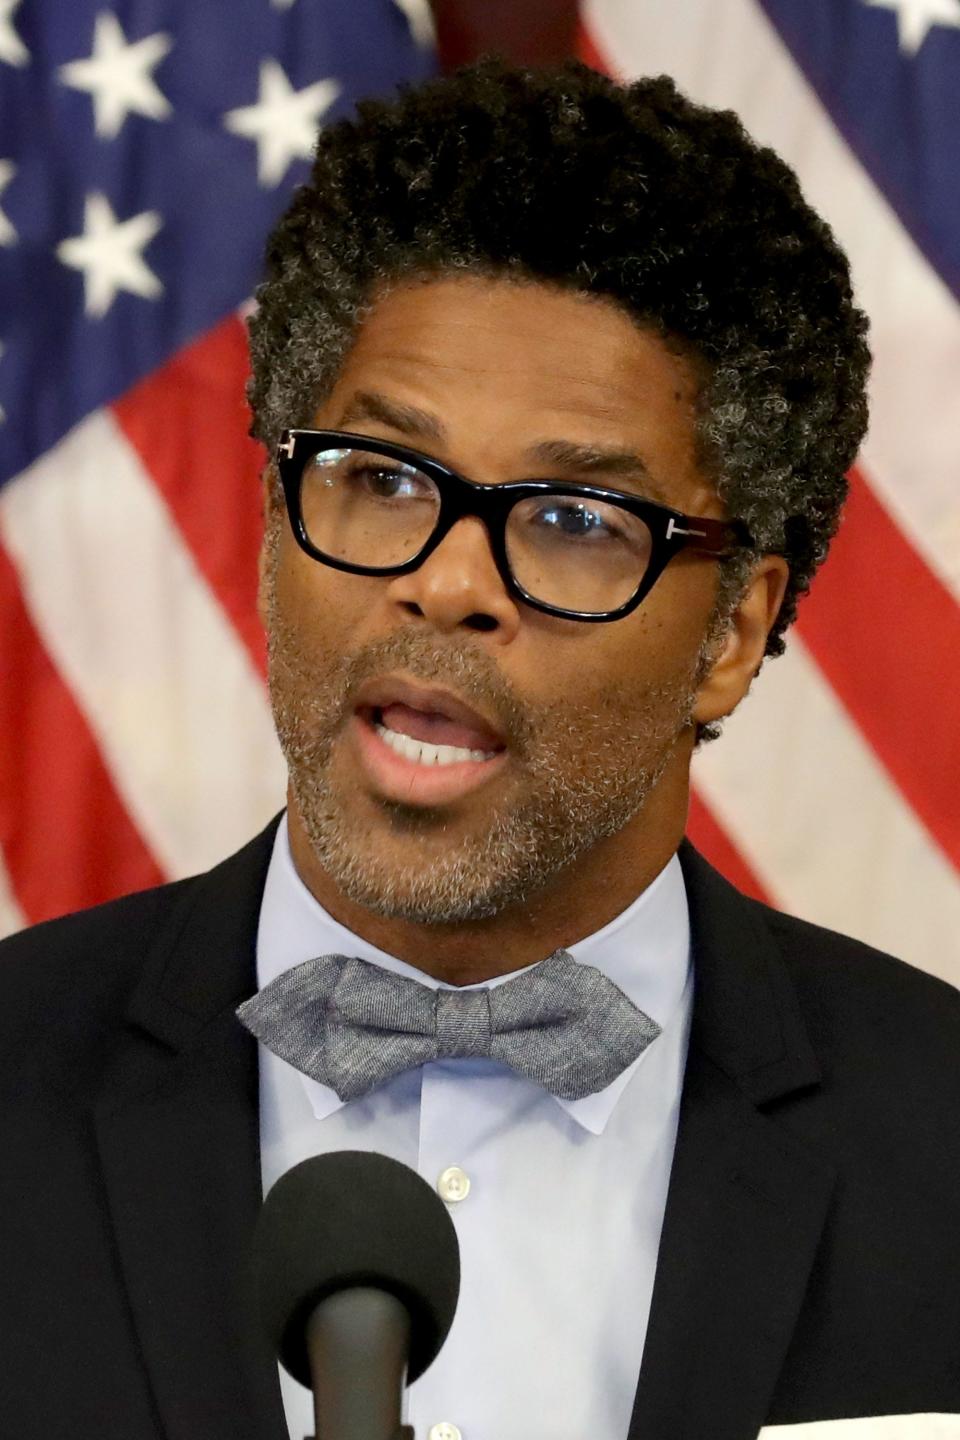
[247,60,871,739]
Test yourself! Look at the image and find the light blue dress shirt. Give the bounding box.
[256,815,693,1440]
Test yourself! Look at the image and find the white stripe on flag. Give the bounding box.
[0,410,286,879]
[0,852,26,941]
[583,0,960,602]
[692,635,960,987]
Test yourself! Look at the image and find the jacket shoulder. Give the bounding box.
[760,897,960,1025]
[0,815,280,1091]
[0,877,197,1083]
[684,839,959,1028]
[750,895,960,1112]
[680,839,960,1099]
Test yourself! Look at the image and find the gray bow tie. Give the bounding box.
[236,950,661,1102]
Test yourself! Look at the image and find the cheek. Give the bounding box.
[270,537,369,654]
[630,563,720,664]
[524,606,690,702]
[517,583,715,733]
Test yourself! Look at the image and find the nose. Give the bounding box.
[384,516,522,642]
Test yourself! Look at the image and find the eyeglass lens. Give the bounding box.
[299,446,655,613]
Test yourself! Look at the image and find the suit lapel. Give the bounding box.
[94,819,288,1440]
[627,845,837,1440]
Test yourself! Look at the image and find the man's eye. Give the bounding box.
[331,462,429,499]
[532,501,623,540]
[355,465,416,497]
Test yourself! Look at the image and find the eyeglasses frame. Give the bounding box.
[275,428,756,623]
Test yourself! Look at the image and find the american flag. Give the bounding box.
[580,0,960,988]
[0,0,434,929]
[1,0,958,990]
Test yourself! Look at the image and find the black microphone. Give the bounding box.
[252,1151,461,1440]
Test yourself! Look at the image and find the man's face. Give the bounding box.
[262,275,732,925]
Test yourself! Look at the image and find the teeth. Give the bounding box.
[375,723,496,766]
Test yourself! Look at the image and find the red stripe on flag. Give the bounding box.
[687,787,774,904]
[112,314,268,679]
[796,465,960,874]
[576,17,619,74]
[0,543,166,924]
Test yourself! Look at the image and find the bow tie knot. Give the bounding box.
[237,950,661,1102]
[435,988,491,1059]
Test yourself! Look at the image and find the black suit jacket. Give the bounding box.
[2,816,959,1440]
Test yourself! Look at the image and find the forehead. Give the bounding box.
[317,275,717,513]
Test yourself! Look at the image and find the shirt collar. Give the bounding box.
[256,813,691,1136]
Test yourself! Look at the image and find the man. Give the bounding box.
[2,58,958,1440]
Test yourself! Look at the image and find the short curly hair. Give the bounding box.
[248,56,870,663]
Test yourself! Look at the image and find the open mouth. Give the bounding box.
[350,681,509,805]
[366,702,503,767]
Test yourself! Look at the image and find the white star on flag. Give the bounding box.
[224,59,341,187]
[56,192,164,319]
[0,0,29,67]
[0,160,16,246]
[393,0,436,48]
[59,12,173,140]
[864,0,960,53]
[271,0,297,8]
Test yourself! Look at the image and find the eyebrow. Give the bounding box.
[338,390,444,441]
[525,439,669,504]
[335,389,669,504]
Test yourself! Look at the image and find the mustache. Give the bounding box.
[263,617,538,759]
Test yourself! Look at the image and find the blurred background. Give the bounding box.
[0,0,957,985]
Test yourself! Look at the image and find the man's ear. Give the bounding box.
[693,556,790,728]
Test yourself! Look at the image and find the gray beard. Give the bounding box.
[266,556,702,925]
[285,737,675,925]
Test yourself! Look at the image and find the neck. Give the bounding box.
[286,758,691,986]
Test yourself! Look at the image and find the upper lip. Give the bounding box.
[354,675,507,749]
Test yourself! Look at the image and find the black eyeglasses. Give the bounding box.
[275,428,755,623]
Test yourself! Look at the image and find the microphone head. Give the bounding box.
[252,1151,461,1386]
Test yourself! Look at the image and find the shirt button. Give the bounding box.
[429,1425,462,1440]
[436,1165,471,1203]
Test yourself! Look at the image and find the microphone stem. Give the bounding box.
[307,1287,412,1440]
